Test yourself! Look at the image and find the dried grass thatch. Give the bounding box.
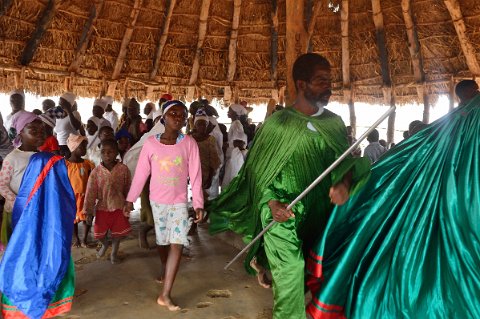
[0,0,479,106]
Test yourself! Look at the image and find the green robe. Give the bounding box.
[306,97,480,318]
[208,107,369,319]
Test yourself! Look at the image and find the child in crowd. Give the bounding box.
[189,109,221,199]
[87,125,115,166]
[84,139,131,264]
[222,130,248,188]
[124,100,204,311]
[0,112,45,246]
[115,128,132,161]
[38,109,60,153]
[66,134,95,248]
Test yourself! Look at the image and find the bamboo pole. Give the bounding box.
[341,0,355,134]
[227,0,241,82]
[305,0,322,52]
[69,0,105,74]
[449,75,456,111]
[270,0,279,82]
[189,0,212,85]
[444,0,480,77]
[150,0,177,79]
[20,0,59,66]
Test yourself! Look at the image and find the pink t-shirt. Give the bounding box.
[126,135,204,210]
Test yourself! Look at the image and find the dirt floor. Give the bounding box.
[65,211,273,319]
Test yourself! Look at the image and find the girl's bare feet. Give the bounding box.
[157,295,181,311]
[249,258,272,289]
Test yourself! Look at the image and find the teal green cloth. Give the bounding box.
[306,97,480,319]
[208,107,370,319]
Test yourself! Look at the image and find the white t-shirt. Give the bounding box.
[55,112,81,145]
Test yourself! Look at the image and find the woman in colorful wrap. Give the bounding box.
[207,53,370,319]
[0,112,45,246]
[305,83,480,318]
[0,151,76,319]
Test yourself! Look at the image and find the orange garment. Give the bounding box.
[38,135,59,152]
[66,159,95,223]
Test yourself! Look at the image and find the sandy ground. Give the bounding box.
[65,211,274,319]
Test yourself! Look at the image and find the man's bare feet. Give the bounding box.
[96,243,108,258]
[72,239,81,248]
[155,269,165,284]
[157,295,181,311]
[249,258,272,289]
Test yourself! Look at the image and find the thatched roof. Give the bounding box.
[0,0,479,106]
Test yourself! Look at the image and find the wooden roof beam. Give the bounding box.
[20,0,59,66]
[150,0,177,80]
[444,0,480,77]
[371,0,395,144]
[226,0,241,82]
[401,0,430,122]
[69,0,105,74]
[0,0,14,17]
[189,0,212,86]
[270,0,279,82]
[108,0,143,95]
[304,0,322,52]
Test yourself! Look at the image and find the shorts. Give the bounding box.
[94,209,131,239]
[151,202,191,246]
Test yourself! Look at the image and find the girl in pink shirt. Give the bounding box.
[124,100,204,311]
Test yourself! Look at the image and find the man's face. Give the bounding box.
[10,94,25,113]
[92,105,104,118]
[144,104,153,116]
[302,66,332,107]
[127,104,139,118]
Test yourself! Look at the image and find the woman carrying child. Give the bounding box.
[124,100,204,311]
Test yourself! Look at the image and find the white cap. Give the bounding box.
[60,92,76,106]
[230,103,247,116]
[103,95,114,105]
[94,98,107,109]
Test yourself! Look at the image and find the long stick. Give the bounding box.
[224,106,396,270]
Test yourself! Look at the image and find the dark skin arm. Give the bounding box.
[61,100,82,130]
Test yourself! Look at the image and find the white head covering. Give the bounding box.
[152,109,163,122]
[231,129,248,145]
[230,103,247,116]
[94,98,107,109]
[60,92,76,106]
[9,89,25,98]
[194,108,209,124]
[103,95,114,106]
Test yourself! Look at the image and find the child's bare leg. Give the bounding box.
[250,257,272,289]
[155,245,169,283]
[110,237,121,264]
[81,222,91,248]
[73,223,80,247]
[96,237,108,258]
[139,224,153,249]
[157,244,182,311]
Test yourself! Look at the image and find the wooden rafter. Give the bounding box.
[304,0,322,52]
[341,0,356,135]
[189,0,212,86]
[226,0,241,82]
[68,0,105,74]
[270,0,279,82]
[0,0,14,17]
[444,0,480,77]
[108,0,143,95]
[20,0,59,66]
[371,0,395,144]
[285,0,307,103]
[150,0,177,80]
[401,0,430,123]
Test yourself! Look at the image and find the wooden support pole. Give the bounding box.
[419,84,430,123]
[341,0,355,134]
[444,0,480,77]
[270,0,279,82]
[226,0,241,82]
[371,0,396,145]
[189,0,212,85]
[150,0,177,79]
[449,75,456,111]
[108,0,143,95]
[0,0,14,17]
[286,0,307,104]
[69,0,105,73]
[20,0,59,66]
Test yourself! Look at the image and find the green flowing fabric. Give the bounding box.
[306,97,480,319]
[208,107,370,318]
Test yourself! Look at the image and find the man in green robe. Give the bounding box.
[208,53,369,319]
